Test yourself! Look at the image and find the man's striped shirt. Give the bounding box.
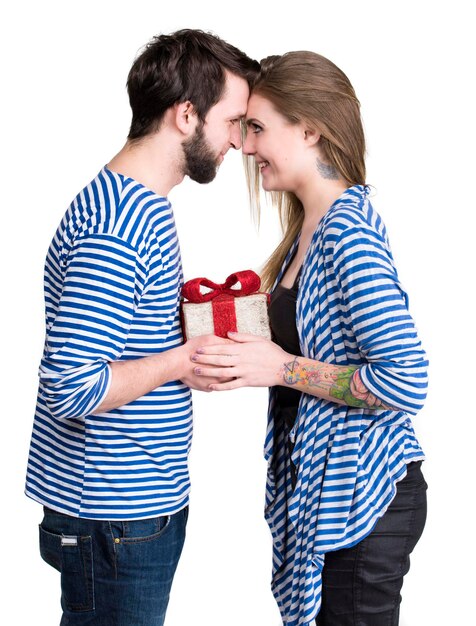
[25,167,192,520]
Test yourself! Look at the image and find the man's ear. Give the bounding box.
[175,101,198,136]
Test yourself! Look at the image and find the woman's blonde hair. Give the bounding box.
[244,52,366,291]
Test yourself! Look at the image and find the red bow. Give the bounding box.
[182,270,261,303]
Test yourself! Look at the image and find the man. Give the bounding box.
[25,29,258,625]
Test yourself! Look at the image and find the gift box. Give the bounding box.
[181,270,271,340]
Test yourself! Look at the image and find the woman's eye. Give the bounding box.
[251,123,262,134]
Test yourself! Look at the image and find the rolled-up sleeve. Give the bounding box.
[333,225,428,414]
[39,234,144,420]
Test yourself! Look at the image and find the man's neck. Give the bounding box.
[107,134,184,197]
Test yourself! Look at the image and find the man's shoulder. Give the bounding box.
[62,168,174,249]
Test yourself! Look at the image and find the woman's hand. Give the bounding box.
[190,332,293,390]
[179,334,235,391]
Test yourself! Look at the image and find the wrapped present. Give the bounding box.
[181,270,271,340]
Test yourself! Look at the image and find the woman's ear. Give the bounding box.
[303,127,321,146]
[175,101,198,136]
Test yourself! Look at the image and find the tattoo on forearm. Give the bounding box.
[283,357,336,388]
[282,357,308,384]
[348,369,392,408]
[316,156,339,180]
[281,358,394,410]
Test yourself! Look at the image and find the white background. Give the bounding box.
[1,1,474,624]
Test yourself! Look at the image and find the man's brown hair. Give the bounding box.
[127,29,259,140]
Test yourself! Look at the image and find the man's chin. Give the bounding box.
[188,168,218,185]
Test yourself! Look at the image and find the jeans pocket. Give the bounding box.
[113,514,171,545]
[39,525,95,612]
[398,461,428,492]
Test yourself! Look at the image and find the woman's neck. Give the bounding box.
[296,176,349,229]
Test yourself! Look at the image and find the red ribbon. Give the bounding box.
[182,270,261,303]
[182,270,262,338]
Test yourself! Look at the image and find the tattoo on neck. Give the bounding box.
[316,157,339,180]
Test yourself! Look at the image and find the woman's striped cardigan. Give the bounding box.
[264,185,428,625]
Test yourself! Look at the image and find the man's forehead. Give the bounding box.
[204,72,249,119]
[215,92,249,117]
[223,72,249,98]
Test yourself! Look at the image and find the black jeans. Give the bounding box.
[315,461,427,626]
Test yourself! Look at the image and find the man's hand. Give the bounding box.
[94,334,234,412]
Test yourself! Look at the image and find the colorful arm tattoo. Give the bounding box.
[281,357,395,410]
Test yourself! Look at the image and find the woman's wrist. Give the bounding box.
[278,354,301,387]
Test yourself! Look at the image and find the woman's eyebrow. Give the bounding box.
[245,117,263,126]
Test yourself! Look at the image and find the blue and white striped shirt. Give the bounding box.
[25,167,192,520]
[265,185,428,625]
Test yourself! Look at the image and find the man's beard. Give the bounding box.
[182,123,220,184]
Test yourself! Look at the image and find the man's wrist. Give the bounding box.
[161,344,188,383]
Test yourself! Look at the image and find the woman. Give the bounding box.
[191,52,428,625]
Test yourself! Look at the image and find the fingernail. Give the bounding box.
[228,331,237,336]
[194,367,202,375]
[191,354,198,362]
[196,348,205,354]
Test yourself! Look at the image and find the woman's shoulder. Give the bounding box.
[321,186,387,245]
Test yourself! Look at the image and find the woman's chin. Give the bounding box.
[260,177,276,193]
[262,181,284,193]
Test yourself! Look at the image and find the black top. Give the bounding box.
[268,270,302,429]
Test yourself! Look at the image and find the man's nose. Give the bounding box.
[230,124,243,150]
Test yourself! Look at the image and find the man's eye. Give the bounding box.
[230,119,240,125]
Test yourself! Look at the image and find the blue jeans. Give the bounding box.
[39,506,188,625]
[315,461,427,625]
